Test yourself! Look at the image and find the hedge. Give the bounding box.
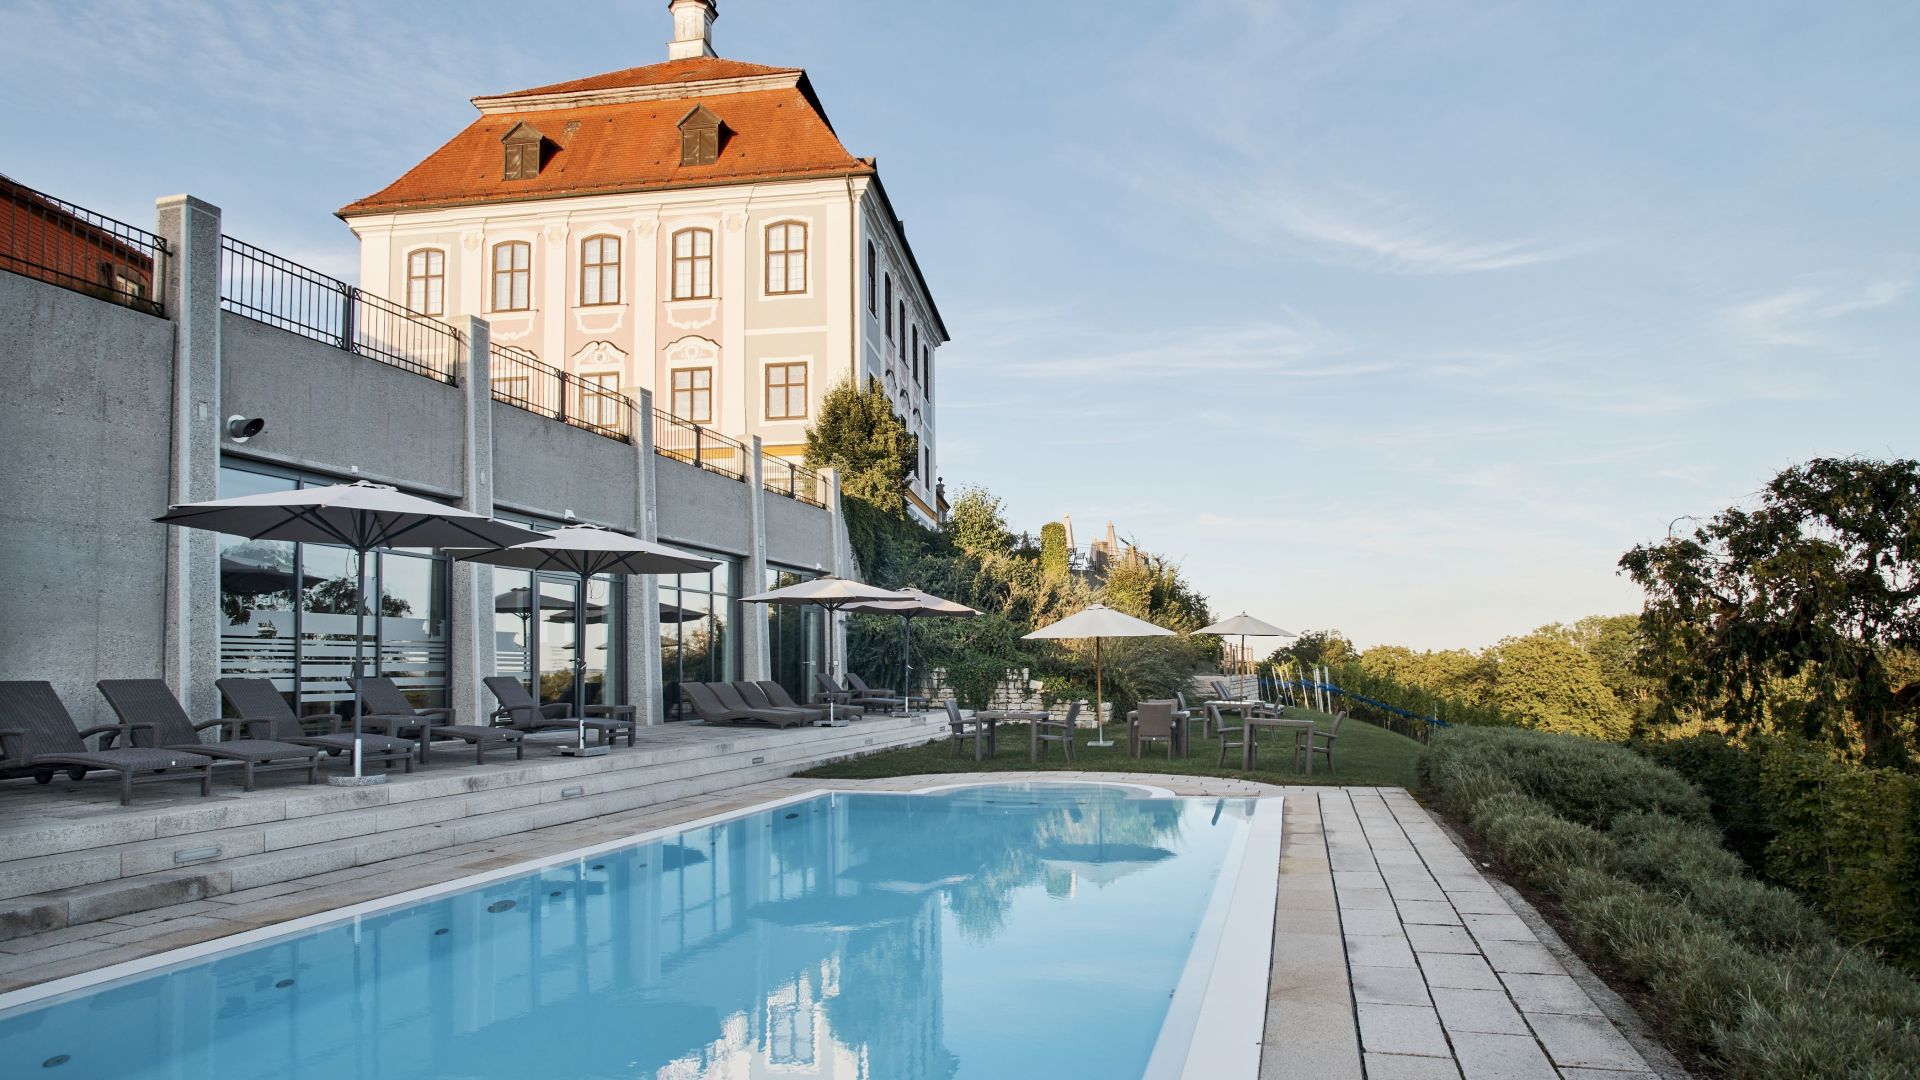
[1643,734,1920,967]
[1423,726,1920,1079]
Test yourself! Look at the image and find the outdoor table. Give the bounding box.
[1126,708,1192,758]
[1245,714,1318,773]
[585,704,636,744]
[971,710,1047,762]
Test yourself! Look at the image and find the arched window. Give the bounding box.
[910,326,919,382]
[766,221,807,295]
[671,228,713,299]
[897,302,907,361]
[866,241,876,312]
[579,235,621,306]
[406,249,444,315]
[883,275,893,338]
[491,241,530,312]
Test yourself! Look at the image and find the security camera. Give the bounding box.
[226,415,265,442]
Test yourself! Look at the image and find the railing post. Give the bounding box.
[693,424,704,470]
[555,370,568,424]
[339,283,358,353]
[787,460,798,499]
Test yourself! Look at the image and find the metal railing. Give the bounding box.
[219,236,462,384]
[1,176,166,316]
[761,452,826,507]
[653,409,747,480]
[489,343,634,442]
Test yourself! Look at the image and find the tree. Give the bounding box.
[1038,522,1070,579]
[1490,629,1631,739]
[1566,614,1656,718]
[945,485,1011,558]
[804,377,919,517]
[1621,457,1920,766]
[1274,630,1357,668]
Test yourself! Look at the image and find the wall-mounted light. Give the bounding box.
[225,415,265,443]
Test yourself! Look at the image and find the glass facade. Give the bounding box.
[216,462,450,722]
[765,567,823,706]
[658,555,738,721]
[491,515,625,711]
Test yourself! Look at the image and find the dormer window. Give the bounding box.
[678,105,722,166]
[502,122,545,180]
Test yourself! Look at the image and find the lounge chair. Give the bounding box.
[756,680,828,719]
[844,672,906,712]
[812,672,855,709]
[681,682,804,728]
[1129,700,1177,760]
[1209,678,1234,703]
[710,682,816,725]
[740,681,827,723]
[483,677,636,748]
[358,676,526,764]
[216,677,415,774]
[1031,699,1078,763]
[0,681,214,804]
[97,679,323,791]
[943,699,990,759]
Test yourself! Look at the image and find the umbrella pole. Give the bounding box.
[352,546,367,779]
[575,572,587,750]
[1088,636,1113,748]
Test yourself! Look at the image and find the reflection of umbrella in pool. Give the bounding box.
[1033,841,1175,887]
[749,888,928,930]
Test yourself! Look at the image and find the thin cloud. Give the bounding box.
[1716,278,1909,348]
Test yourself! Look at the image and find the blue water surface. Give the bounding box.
[0,784,1258,1079]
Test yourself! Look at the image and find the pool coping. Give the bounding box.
[0,778,1285,1080]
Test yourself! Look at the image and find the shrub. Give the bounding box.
[1424,726,1710,829]
[1647,734,1920,966]
[1422,726,1920,1078]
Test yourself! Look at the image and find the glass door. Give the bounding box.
[537,575,579,707]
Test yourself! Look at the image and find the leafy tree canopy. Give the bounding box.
[804,377,919,517]
[1621,456,1920,766]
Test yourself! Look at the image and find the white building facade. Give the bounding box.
[340,0,949,522]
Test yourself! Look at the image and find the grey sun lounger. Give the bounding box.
[0,681,214,805]
[824,673,902,713]
[358,676,526,765]
[98,679,323,791]
[710,682,816,725]
[739,681,827,723]
[483,677,637,748]
[754,681,830,722]
[681,682,804,728]
[216,677,415,774]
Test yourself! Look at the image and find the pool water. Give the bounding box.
[0,784,1263,1079]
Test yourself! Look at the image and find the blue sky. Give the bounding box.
[7,0,1915,649]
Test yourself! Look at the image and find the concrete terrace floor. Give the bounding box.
[0,771,1679,1080]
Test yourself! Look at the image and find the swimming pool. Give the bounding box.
[0,783,1281,1079]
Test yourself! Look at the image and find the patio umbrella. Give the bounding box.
[1196,612,1294,680]
[1024,604,1173,748]
[741,576,912,725]
[156,480,541,783]
[842,587,979,714]
[450,524,718,754]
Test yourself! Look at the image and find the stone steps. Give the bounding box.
[0,716,937,941]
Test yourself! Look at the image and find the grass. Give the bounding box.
[799,706,1426,788]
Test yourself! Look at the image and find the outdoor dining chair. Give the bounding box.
[1213,702,1254,769]
[218,677,415,774]
[943,699,991,759]
[0,681,213,804]
[98,679,323,791]
[1306,710,1346,773]
[1130,700,1178,760]
[1030,699,1078,763]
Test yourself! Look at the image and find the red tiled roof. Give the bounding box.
[487,57,801,99]
[338,85,870,216]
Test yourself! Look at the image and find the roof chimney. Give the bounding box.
[668,0,718,60]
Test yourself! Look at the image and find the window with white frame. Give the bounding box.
[491,241,530,312]
[765,361,808,420]
[406,249,444,315]
[579,235,621,306]
[671,228,713,300]
[765,222,807,295]
[670,367,712,423]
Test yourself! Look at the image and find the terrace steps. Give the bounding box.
[0,715,938,941]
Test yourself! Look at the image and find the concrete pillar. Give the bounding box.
[156,195,223,723]
[626,389,664,725]
[740,436,770,680]
[826,469,850,676]
[449,317,495,726]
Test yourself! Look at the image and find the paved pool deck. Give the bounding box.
[0,773,1681,1080]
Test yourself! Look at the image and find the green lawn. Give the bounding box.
[799,706,1426,788]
